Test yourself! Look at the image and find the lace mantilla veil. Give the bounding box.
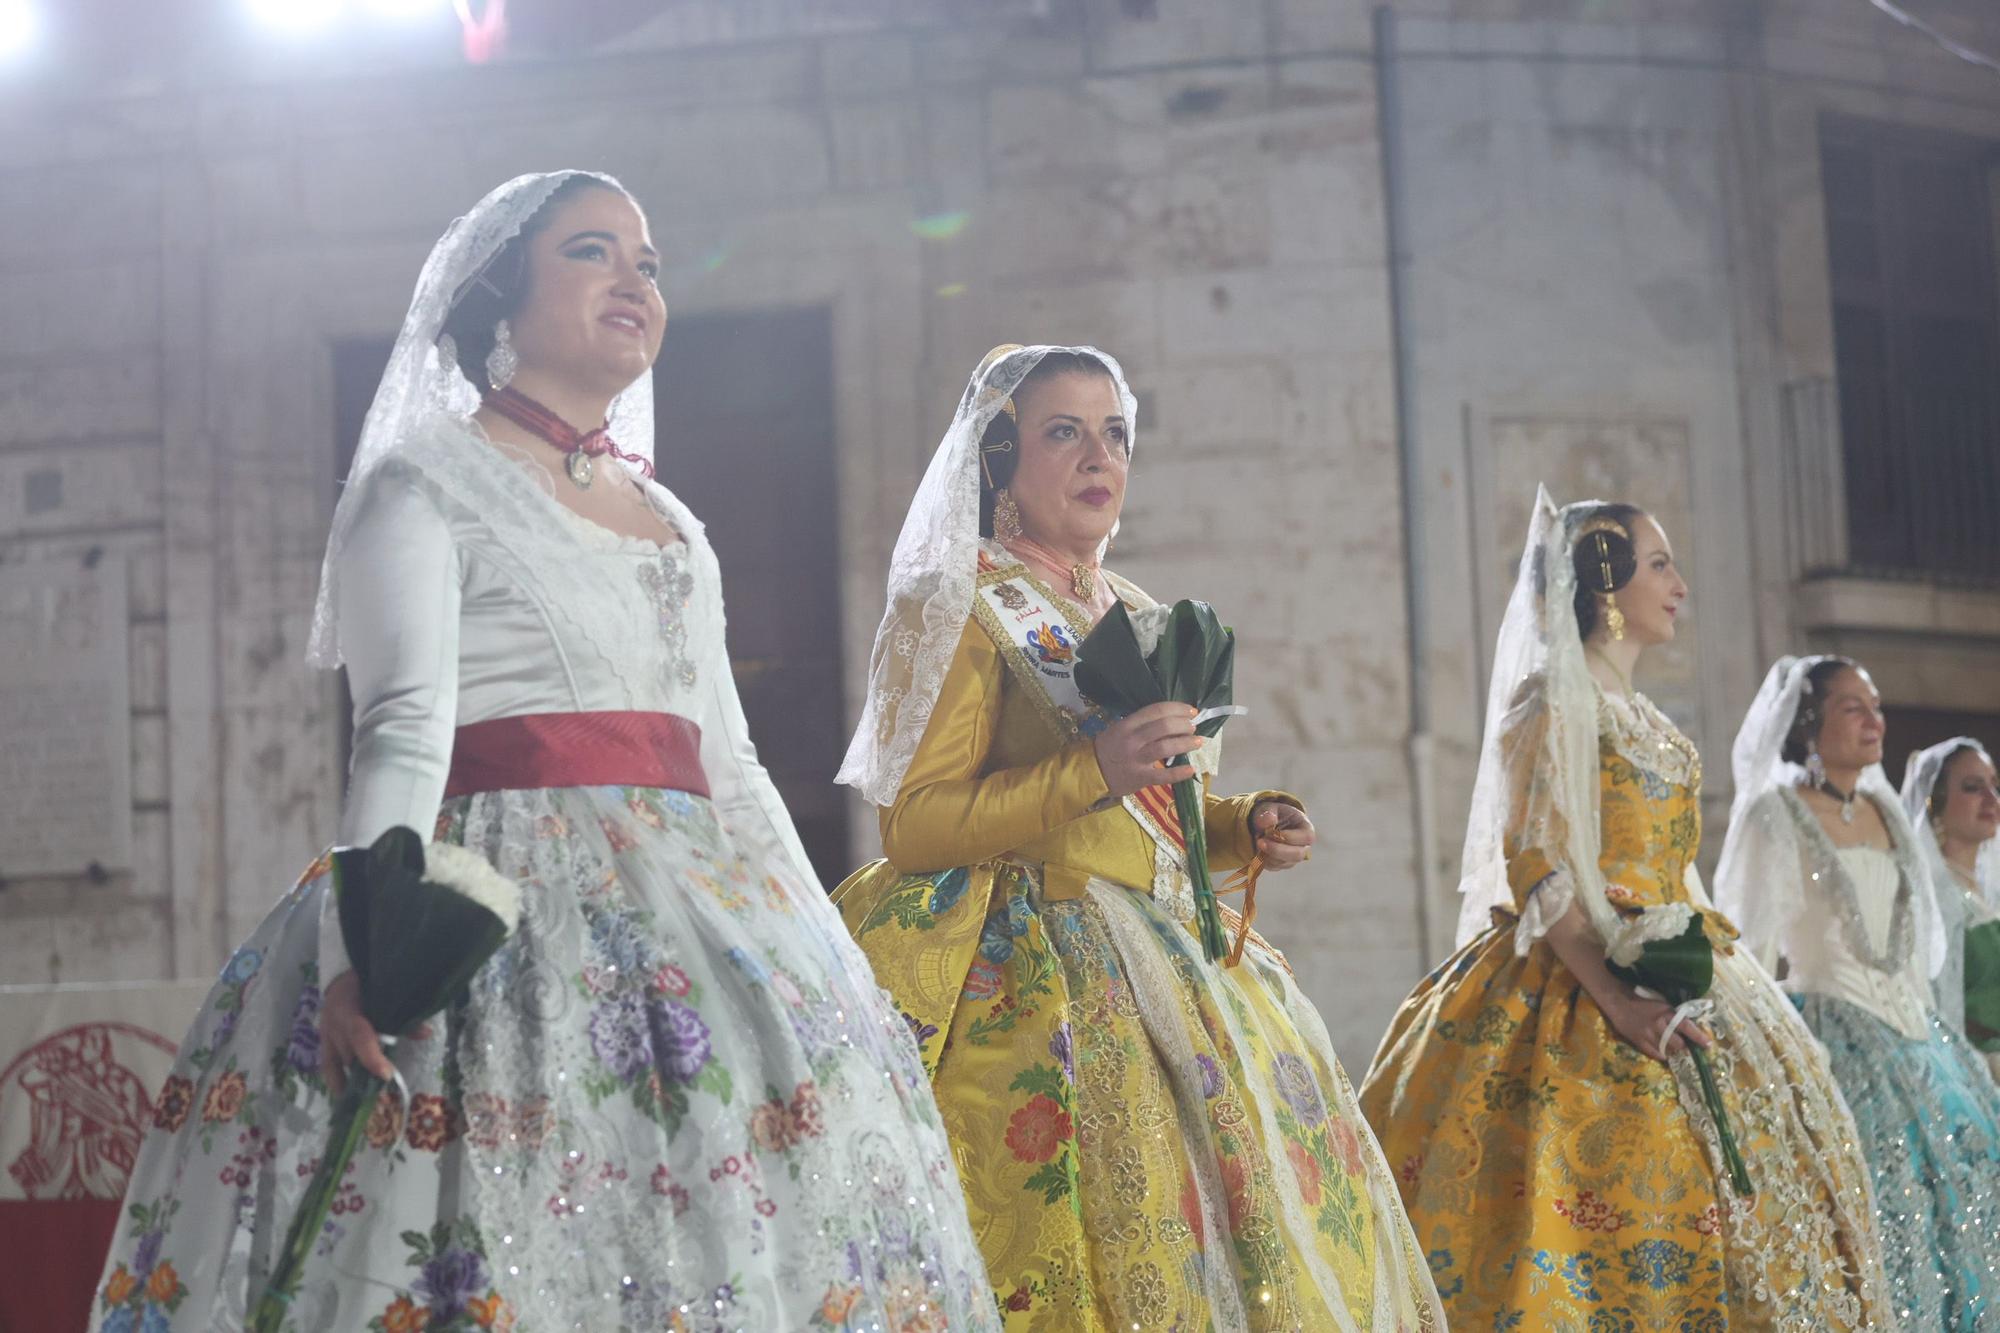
[835,343,1136,808]
[1713,655,1946,978]
[1903,736,2000,913]
[1455,486,1628,951]
[307,170,655,669]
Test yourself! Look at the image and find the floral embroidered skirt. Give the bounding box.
[1359,921,1888,1332]
[1794,992,2000,1330]
[834,860,1444,1332]
[92,785,998,1333]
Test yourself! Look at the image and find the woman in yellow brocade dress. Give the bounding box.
[1360,490,1887,1332]
[834,345,1444,1331]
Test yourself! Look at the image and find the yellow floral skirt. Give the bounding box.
[835,860,1444,1332]
[1359,921,1888,1332]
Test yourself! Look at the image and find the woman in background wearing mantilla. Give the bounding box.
[1716,657,2000,1329]
[1361,491,1885,1331]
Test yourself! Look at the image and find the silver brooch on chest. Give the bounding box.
[638,551,699,691]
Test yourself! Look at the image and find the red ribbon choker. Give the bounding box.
[483,385,655,481]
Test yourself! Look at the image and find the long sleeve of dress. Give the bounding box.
[697,616,821,896]
[880,622,1299,880]
[1204,789,1299,869]
[880,625,1116,874]
[320,465,464,982]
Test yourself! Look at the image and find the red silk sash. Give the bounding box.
[442,712,709,800]
[1131,781,1186,849]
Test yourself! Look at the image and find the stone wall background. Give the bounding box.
[4,0,1999,1065]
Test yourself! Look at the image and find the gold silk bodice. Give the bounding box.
[878,613,1276,902]
[1504,689,1733,938]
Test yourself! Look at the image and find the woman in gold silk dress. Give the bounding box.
[1359,490,1887,1332]
[834,345,1444,1332]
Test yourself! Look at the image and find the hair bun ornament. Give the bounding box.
[1571,515,1637,595]
[976,343,1026,376]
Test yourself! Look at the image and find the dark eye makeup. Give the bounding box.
[564,241,661,284]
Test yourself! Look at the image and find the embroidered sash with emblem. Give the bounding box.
[969,550,1201,918]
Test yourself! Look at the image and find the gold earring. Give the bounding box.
[993,489,1024,541]
[1601,593,1626,641]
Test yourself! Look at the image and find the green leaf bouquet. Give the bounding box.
[251,828,521,1332]
[1606,905,1753,1197]
[1074,600,1240,963]
[1963,919,2000,1052]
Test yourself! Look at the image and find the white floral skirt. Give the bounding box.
[92,784,998,1333]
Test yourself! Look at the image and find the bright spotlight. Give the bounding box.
[246,0,345,32]
[0,0,37,60]
[362,0,445,16]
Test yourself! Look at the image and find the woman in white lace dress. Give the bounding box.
[1715,655,2000,1330]
[91,172,996,1333]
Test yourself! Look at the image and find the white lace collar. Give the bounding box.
[1596,685,1702,789]
[440,415,688,557]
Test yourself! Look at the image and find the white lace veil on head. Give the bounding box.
[1903,736,2000,912]
[1455,486,1627,951]
[1712,655,1825,964]
[307,169,655,669]
[835,343,1137,808]
[1714,655,1947,977]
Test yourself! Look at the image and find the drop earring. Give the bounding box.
[485,319,518,391]
[1805,739,1827,788]
[1601,593,1626,642]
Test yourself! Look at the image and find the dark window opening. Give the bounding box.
[1821,115,2000,585]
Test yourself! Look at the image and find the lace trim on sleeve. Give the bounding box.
[1515,869,1575,954]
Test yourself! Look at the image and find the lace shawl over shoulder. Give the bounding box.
[1480,679,1701,950]
[1720,784,1943,991]
[1599,689,1702,790]
[368,415,719,716]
